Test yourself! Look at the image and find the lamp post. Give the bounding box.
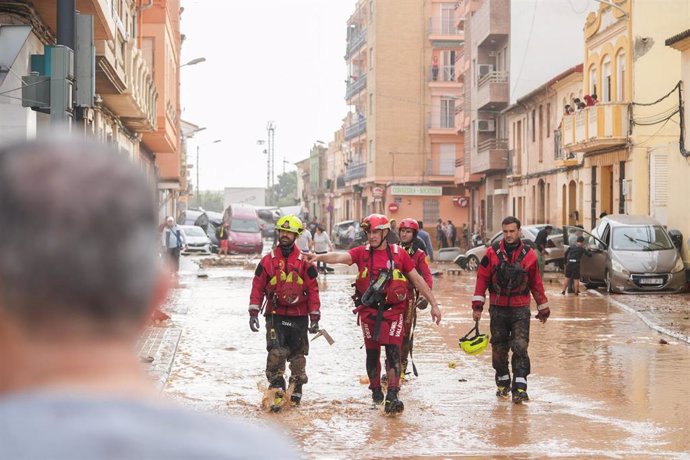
[196,139,222,200]
[180,57,206,68]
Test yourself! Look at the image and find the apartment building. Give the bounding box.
[0,0,185,221]
[505,65,583,228]
[334,0,466,231]
[561,0,687,230]
[456,0,510,238]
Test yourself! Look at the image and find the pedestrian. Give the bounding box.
[295,222,313,253]
[308,217,319,236]
[471,216,550,404]
[397,219,433,380]
[0,137,296,458]
[534,225,553,277]
[417,220,434,262]
[161,216,187,274]
[216,223,229,257]
[387,219,400,244]
[311,224,333,273]
[248,215,321,411]
[462,223,469,250]
[447,220,457,247]
[436,219,445,250]
[307,214,441,414]
[431,55,439,81]
[561,236,591,295]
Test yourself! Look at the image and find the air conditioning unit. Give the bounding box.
[478,119,496,132]
[478,64,494,77]
[488,51,497,57]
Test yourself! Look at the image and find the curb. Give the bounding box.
[590,290,690,344]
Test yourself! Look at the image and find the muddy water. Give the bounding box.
[167,258,690,459]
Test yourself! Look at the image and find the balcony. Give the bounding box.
[95,39,127,94]
[455,158,483,185]
[344,117,367,140]
[429,65,459,84]
[345,28,367,59]
[455,0,481,25]
[100,44,158,132]
[471,138,508,174]
[477,71,509,111]
[473,0,509,48]
[344,162,367,182]
[345,74,367,100]
[427,111,456,133]
[32,0,118,42]
[428,17,464,46]
[426,158,455,177]
[561,103,630,154]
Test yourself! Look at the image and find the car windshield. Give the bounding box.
[612,226,674,251]
[231,219,260,233]
[182,226,206,237]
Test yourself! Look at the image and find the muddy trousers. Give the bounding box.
[400,297,417,376]
[264,314,309,390]
[489,305,531,392]
[366,344,402,391]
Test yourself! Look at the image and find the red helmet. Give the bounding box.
[361,214,390,232]
[398,218,419,234]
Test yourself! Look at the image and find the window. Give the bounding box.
[439,144,455,175]
[617,51,626,101]
[369,48,373,70]
[589,65,597,98]
[440,98,455,128]
[472,120,476,147]
[602,56,611,102]
[538,105,543,162]
[423,199,440,224]
[546,103,551,136]
[369,93,373,114]
[441,4,455,34]
[441,50,456,81]
[531,109,536,142]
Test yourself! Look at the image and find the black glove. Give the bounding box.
[415,296,429,310]
[308,320,319,334]
[249,316,260,332]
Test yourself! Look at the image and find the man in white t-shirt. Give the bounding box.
[295,222,313,253]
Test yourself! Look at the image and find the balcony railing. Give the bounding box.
[428,17,462,35]
[344,117,367,140]
[478,70,508,87]
[561,103,630,153]
[344,162,367,181]
[427,111,456,130]
[345,28,367,59]
[429,65,457,82]
[426,158,455,176]
[345,74,367,99]
[478,138,508,152]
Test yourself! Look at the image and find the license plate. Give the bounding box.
[639,278,663,284]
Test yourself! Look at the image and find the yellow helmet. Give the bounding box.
[459,320,489,356]
[275,215,303,234]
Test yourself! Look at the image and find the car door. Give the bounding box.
[569,225,608,283]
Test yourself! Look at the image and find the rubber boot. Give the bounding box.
[512,389,529,404]
[496,386,510,398]
[290,384,302,406]
[371,387,384,404]
[384,388,404,414]
[270,390,285,412]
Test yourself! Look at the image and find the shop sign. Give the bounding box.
[390,185,442,196]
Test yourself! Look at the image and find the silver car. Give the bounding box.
[576,215,686,293]
[180,225,212,255]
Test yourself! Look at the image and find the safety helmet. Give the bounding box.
[398,218,419,234]
[275,215,303,235]
[458,321,489,356]
[361,214,390,233]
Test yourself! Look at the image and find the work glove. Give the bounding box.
[249,316,260,332]
[416,296,429,310]
[308,314,320,334]
[472,301,484,321]
[535,305,550,323]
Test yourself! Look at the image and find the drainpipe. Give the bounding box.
[56,0,75,50]
[678,81,689,157]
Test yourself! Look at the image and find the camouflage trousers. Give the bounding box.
[264,314,309,390]
[489,305,531,391]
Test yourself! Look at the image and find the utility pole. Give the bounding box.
[266,121,276,205]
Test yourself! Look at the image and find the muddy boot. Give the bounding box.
[384,389,404,414]
[496,386,510,398]
[290,384,302,406]
[512,389,529,404]
[371,387,384,404]
[270,390,285,412]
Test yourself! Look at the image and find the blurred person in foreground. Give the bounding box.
[0,138,296,459]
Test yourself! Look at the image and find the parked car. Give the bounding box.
[332,220,367,249]
[573,215,686,293]
[256,207,280,238]
[180,225,212,255]
[178,208,222,253]
[222,203,263,254]
[455,225,565,271]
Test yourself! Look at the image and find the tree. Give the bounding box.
[189,190,224,212]
[270,171,298,207]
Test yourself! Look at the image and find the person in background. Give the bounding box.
[295,222,313,253]
[346,224,357,248]
[417,221,434,262]
[387,219,400,244]
[216,223,229,257]
[308,217,319,236]
[436,219,445,250]
[311,225,333,273]
[447,220,457,247]
[162,216,187,274]
[462,223,470,250]
[562,236,591,296]
[533,225,553,277]
[0,137,296,459]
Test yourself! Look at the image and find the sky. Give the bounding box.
[180,0,357,191]
[180,0,593,192]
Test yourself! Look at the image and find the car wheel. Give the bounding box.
[466,255,479,271]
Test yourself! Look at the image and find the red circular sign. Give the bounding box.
[388,202,399,213]
[454,197,469,208]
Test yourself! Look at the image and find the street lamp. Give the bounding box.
[180,57,206,68]
[196,139,222,198]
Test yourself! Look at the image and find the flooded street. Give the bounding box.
[165,256,690,459]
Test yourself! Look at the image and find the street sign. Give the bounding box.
[388,202,399,213]
[372,186,384,198]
